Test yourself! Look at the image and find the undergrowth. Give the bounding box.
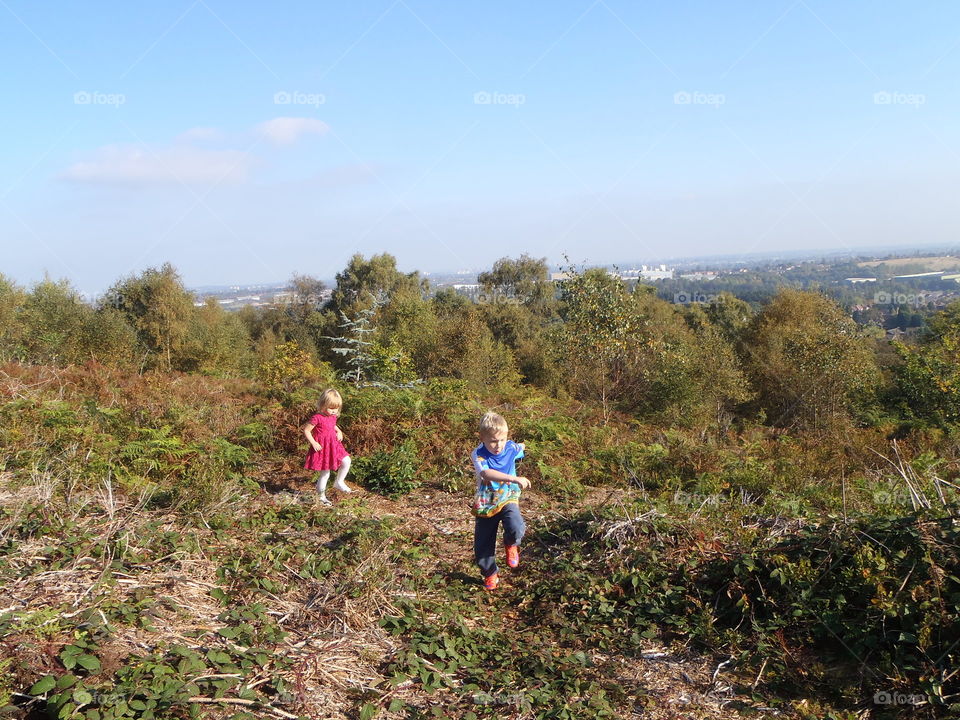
[3,362,960,718]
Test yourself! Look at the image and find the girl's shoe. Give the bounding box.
[318,495,332,506]
[334,481,353,493]
[483,573,499,591]
[505,545,519,568]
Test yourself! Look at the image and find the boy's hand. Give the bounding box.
[518,442,526,453]
[516,477,530,489]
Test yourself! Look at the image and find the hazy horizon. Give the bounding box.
[4,1,960,293]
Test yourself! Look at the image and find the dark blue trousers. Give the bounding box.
[474,503,525,578]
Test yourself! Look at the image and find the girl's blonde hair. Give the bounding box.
[318,388,343,412]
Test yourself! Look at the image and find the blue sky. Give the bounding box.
[2,0,959,293]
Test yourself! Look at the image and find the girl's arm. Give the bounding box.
[335,426,344,442]
[302,423,322,453]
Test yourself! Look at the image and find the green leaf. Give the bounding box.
[206,650,232,665]
[29,675,57,694]
[56,674,78,690]
[73,688,94,704]
[359,702,378,720]
[77,654,101,672]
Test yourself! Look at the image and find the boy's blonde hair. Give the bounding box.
[479,411,508,436]
[318,388,343,412]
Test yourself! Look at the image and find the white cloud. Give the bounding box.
[58,117,331,186]
[59,144,255,185]
[257,117,329,146]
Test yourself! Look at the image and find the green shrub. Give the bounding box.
[352,440,420,498]
[587,441,670,488]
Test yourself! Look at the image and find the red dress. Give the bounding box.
[303,413,348,471]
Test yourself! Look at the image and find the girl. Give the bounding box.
[302,388,352,505]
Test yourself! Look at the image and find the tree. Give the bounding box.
[557,267,751,424]
[105,264,195,371]
[414,298,520,388]
[702,292,754,348]
[0,274,25,361]
[17,278,93,365]
[178,298,254,375]
[325,294,420,388]
[743,289,879,430]
[326,253,426,320]
[477,254,554,311]
[557,267,637,418]
[894,301,960,426]
[327,305,378,386]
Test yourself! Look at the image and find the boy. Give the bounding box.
[471,411,531,590]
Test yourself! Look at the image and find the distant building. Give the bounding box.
[621,264,674,281]
[679,271,718,281]
[846,277,878,283]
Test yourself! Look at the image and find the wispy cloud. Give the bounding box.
[256,117,329,146]
[58,144,256,185]
[59,117,329,186]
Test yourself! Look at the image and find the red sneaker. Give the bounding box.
[505,545,519,568]
[483,573,499,590]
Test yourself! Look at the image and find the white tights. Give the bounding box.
[315,455,352,497]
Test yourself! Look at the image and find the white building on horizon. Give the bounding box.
[622,264,674,281]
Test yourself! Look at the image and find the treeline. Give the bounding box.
[1,253,958,430]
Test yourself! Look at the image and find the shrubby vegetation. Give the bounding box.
[0,253,929,429]
[3,252,960,718]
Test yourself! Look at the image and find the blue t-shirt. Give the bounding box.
[471,440,524,517]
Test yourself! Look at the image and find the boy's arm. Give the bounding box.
[471,447,530,488]
[478,467,531,489]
